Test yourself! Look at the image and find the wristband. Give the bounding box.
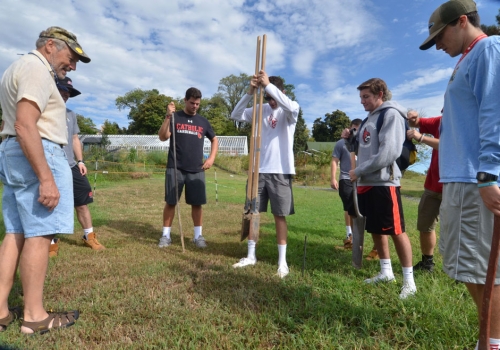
[477,181,498,188]
[165,114,171,119]
[418,134,424,143]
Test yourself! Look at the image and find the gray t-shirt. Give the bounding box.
[332,138,351,181]
[63,108,80,168]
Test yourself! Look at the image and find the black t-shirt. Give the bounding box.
[167,110,216,172]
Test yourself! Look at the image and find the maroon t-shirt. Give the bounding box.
[419,116,442,193]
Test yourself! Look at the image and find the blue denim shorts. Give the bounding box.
[0,137,74,237]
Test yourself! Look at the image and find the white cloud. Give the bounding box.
[2,0,496,132]
[392,67,453,96]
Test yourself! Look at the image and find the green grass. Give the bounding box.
[0,168,477,349]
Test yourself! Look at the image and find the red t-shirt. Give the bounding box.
[419,117,442,193]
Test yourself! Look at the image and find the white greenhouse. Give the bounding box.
[79,135,248,156]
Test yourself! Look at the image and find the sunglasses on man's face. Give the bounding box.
[264,93,274,101]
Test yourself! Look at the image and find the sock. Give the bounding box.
[346,226,352,238]
[491,338,500,350]
[247,240,256,261]
[380,259,393,276]
[402,266,415,285]
[474,339,500,350]
[83,228,93,239]
[194,226,202,240]
[162,227,171,239]
[51,239,57,244]
[278,244,287,268]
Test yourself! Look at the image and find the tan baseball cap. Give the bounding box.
[39,26,91,63]
[420,0,477,50]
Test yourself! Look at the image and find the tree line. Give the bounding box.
[107,73,309,154]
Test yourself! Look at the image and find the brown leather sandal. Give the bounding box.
[22,310,79,334]
[0,307,22,332]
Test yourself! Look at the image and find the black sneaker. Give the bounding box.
[414,260,434,272]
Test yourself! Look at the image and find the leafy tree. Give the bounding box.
[128,94,172,134]
[199,97,237,135]
[216,73,250,119]
[312,109,351,142]
[116,88,162,133]
[116,89,176,134]
[102,119,125,135]
[77,114,98,134]
[481,9,500,36]
[293,108,309,154]
[215,73,297,132]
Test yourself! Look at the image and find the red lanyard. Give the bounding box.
[455,34,487,68]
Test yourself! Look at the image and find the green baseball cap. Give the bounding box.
[39,26,91,63]
[420,0,477,50]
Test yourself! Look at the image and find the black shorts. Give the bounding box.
[358,186,405,235]
[72,165,93,207]
[339,179,354,215]
[165,168,206,206]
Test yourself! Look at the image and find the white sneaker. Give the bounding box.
[364,272,395,284]
[399,282,417,299]
[277,266,289,279]
[193,236,207,248]
[158,236,172,248]
[232,257,256,268]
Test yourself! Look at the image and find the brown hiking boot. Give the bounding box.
[49,239,59,258]
[335,236,353,250]
[82,233,105,251]
[343,237,353,250]
[365,248,379,261]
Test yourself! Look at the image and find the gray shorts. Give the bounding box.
[165,168,206,206]
[417,189,442,233]
[257,173,294,216]
[439,182,499,284]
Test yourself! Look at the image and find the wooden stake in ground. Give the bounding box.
[171,112,185,253]
[478,215,500,350]
[241,34,267,242]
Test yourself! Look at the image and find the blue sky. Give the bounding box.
[1,0,500,136]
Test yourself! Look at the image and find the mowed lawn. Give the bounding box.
[0,168,478,349]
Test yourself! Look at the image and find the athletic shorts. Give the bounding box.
[417,188,441,233]
[339,179,354,214]
[165,168,206,206]
[0,138,74,237]
[439,183,500,284]
[257,173,294,216]
[72,165,93,207]
[358,186,405,235]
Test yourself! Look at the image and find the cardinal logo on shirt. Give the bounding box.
[363,129,371,143]
[268,114,277,129]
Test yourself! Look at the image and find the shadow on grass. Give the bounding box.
[162,253,390,346]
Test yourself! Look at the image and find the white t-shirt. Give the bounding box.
[231,83,299,174]
[0,50,68,145]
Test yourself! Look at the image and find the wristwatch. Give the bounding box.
[77,160,85,165]
[476,172,498,182]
